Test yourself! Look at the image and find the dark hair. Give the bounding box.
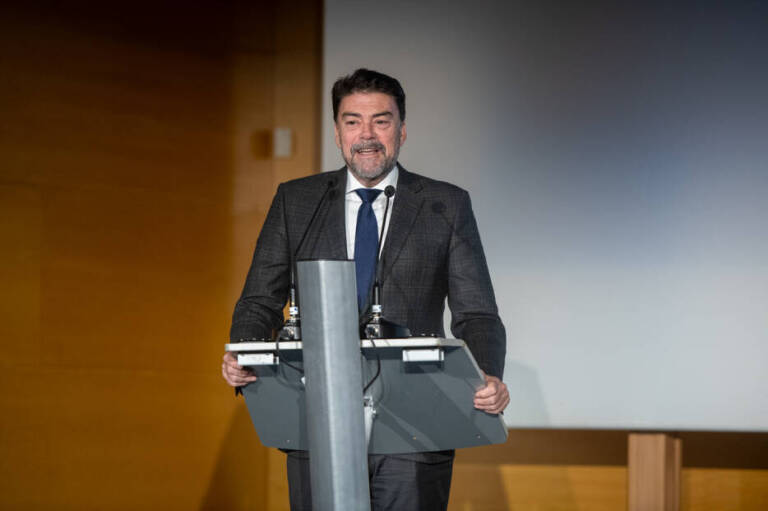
[332,68,406,123]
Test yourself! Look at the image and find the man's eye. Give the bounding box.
[376,120,390,126]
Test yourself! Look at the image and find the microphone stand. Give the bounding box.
[279,282,301,341]
[278,177,337,343]
[363,185,411,339]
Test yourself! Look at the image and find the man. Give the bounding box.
[222,68,508,510]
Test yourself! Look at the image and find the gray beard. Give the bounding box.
[344,133,401,183]
[345,151,398,183]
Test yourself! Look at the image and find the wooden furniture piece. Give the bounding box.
[628,433,682,511]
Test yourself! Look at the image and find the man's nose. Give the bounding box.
[360,121,376,139]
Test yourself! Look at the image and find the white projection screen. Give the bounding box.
[322,1,768,431]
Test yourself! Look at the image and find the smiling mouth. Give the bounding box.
[352,141,385,156]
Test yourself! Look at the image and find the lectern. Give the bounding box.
[225,337,508,453]
[226,260,506,510]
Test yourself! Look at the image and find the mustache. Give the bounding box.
[351,141,385,154]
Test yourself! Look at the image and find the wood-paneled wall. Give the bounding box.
[450,430,768,511]
[0,2,320,510]
[1,3,765,511]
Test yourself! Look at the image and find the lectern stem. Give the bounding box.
[297,260,371,511]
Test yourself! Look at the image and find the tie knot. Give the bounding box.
[356,188,382,204]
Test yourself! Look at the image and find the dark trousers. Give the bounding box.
[285,450,454,511]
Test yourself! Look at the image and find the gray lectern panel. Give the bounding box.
[226,338,508,454]
[362,343,507,454]
[237,347,306,450]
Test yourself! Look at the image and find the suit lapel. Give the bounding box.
[315,168,347,259]
[322,169,348,259]
[379,166,424,283]
[299,168,348,261]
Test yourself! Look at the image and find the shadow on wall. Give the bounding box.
[449,361,580,511]
[503,360,551,429]
[201,400,270,511]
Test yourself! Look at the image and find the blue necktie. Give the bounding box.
[355,188,382,311]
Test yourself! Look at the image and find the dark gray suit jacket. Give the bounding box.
[230,165,505,378]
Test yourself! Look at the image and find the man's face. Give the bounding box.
[334,92,407,186]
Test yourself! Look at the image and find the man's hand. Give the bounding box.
[473,372,509,415]
[222,352,258,387]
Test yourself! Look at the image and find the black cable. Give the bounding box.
[275,334,305,375]
[236,337,304,376]
[363,338,382,393]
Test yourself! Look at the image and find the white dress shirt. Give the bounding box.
[345,166,399,259]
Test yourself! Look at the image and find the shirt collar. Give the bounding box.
[345,165,399,195]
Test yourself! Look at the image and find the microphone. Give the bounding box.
[279,176,338,341]
[363,185,410,339]
[371,185,396,311]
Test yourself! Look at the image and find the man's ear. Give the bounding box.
[399,121,407,146]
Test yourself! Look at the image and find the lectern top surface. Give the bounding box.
[226,337,464,352]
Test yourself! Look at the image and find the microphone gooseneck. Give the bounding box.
[372,185,396,313]
[293,177,338,263]
[281,177,337,341]
[364,184,411,340]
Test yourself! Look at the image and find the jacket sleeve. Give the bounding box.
[230,184,290,341]
[446,190,507,379]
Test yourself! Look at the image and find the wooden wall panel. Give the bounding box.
[682,469,768,511]
[449,431,768,511]
[0,2,322,510]
[0,28,232,201]
[273,0,323,183]
[0,369,248,510]
[0,185,42,365]
[38,186,232,370]
[451,463,627,511]
[450,462,768,511]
